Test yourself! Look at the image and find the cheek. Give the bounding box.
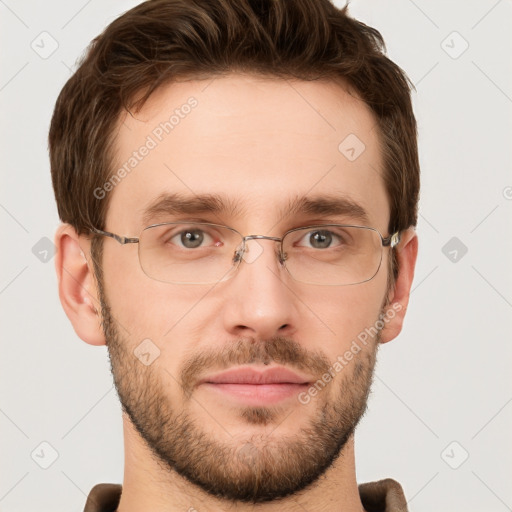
[101,247,215,345]
[308,278,386,360]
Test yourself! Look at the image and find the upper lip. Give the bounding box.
[199,366,312,385]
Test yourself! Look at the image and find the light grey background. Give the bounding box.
[1,1,511,511]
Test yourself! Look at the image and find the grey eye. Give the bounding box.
[180,229,204,248]
[308,230,333,249]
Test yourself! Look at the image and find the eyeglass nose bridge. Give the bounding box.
[233,234,285,265]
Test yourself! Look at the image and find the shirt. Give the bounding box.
[83,478,409,511]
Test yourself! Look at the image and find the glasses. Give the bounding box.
[90,222,400,286]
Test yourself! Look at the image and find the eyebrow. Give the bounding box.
[283,194,370,225]
[141,192,370,226]
[141,193,244,226]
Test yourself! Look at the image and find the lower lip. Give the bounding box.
[201,382,309,406]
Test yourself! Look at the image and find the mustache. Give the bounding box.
[179,336,332,397]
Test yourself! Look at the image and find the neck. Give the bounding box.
[116,415,366,512]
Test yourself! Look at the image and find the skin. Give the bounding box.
[55,74,418,512]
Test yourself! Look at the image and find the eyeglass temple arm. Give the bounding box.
[90,227,139,245]
[382,231,401,248]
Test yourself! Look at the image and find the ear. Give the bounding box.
[380,227,418,344]
[54,224,106,346]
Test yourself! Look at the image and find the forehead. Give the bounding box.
[107,73,389,232]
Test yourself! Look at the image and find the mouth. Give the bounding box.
[197,366,312,406]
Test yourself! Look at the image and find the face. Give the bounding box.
[93,74,394,503]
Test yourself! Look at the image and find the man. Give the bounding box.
[49,0,419,510]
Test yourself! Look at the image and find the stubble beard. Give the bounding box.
[96,275,381,504]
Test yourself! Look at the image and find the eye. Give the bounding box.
[296,229,344,249]
[169,228,216,249]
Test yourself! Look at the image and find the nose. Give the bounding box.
[221,238,299,340]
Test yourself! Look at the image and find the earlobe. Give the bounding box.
[55,224,106,346]
[380,227,418,344]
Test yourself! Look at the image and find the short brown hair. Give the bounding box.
[49,0,419,281]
